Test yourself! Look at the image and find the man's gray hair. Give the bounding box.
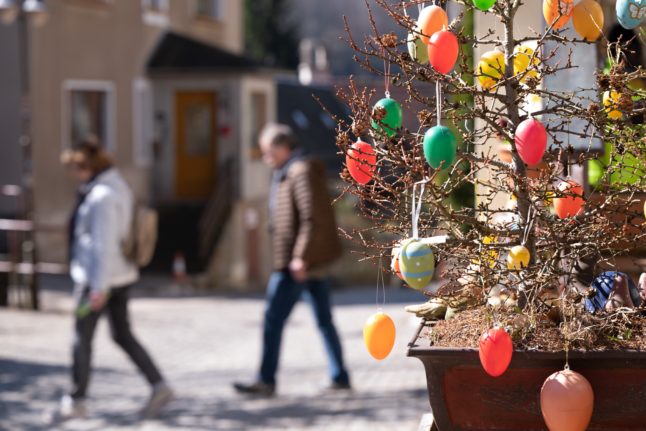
[259,123,298,150]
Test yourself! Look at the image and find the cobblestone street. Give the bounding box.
[0,279,430,430]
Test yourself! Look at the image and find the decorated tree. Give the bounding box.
[339,0,646,373]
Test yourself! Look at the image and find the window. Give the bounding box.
[142,0,169,26]
[62,80,115,151]
[195,0,223,20]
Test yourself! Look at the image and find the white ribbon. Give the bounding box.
[436,81,442,127]
[411,180,428,239]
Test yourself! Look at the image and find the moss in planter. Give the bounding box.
[423,307,646,352]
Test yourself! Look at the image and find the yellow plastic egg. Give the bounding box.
[477,50,505,90]
[363,311,396,360]
[513,45,539,83]
[603,90,622,120]
[507,245,530,270]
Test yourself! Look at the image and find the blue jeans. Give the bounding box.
[259,271,350,385]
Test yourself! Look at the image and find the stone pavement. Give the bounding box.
[0,278,431,430]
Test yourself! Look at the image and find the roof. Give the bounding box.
[147,32,260,74]
[277,81,349,176]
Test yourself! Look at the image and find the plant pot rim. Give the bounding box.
[406,321,646,359]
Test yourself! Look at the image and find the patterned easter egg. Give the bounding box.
[399,239,435,290]
[617,0,646,30]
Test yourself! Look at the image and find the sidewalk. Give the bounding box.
[0,277,431,430]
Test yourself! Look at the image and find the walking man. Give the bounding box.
[234,123,351,396]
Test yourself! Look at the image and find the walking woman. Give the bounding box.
[47,139,173,423]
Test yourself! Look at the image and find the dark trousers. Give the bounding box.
[259,271,350,385]
[71,285,163,399]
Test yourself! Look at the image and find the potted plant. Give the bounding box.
[337,0,646,430]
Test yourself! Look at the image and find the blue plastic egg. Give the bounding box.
[617,0,646,29]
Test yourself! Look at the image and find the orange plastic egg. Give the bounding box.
[541,369,594,431]
[418,5,448,45]
[543,0,574,29]
[554,180,585,219]
[363,311,396,360]
[572,0,604,41]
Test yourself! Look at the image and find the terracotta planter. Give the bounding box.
[408,322,646,431]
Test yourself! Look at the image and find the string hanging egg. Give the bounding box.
[554,180,584,219]
[423,126,457,169]
[427,30,459,75]
[543,0,574,29]
[473,0,497,11]
[477,50,505,90]
[371,97,403,138]
[479,327,513,377]
[407,29,429,64]
[346,140,377,185]
[399,239,435,290]
[541,369,594,431]
[507,245,530,270]
[616,0,646,30]
[572,0,604,41]
[417,5,448,44]
[515,118,547,166]
[363,311,396,360]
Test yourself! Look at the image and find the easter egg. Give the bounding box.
[407,30,429,64]
[473,0,497,11]
[572,0,604,41]
[371,97,403,138]
[423,126,457,169]
[513,45,539,83]
[427,30,459,74]
[418,5,448,44]
[477,50,505,90]
[363,311,396,360]
[541,369,594,431]
[515,118,547,165]
[543,0,574,29]
[554,180,584,219]
[643,200,646,218]
[588,159,604,187]
[507,245,530,270]
[391,246,404,280]
[617,0,646,30]
[603,90,623,120]
[346,140,376,185]
[399,239,435,290]
[479,327,513,377]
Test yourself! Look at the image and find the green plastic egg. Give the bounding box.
[423,125,457,169]
[371,97,403,138]
[407,31,428,64]
[474,0,497,11]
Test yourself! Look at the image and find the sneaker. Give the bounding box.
[140,382,174,418]
[324,381,353,393]
[232,381,276,397]
[43,395,87,425]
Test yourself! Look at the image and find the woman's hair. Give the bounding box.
[60,136,113,175]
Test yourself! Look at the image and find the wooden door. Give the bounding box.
[175,91,217,199]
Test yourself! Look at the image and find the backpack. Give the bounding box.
[121,205,158,267]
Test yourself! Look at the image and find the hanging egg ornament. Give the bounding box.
[603,90,623,120]
[363,311,396,360]
[371,97,403,138]
[541,369,594,431]
[473,0,497,11]
[507,245,530,270]
[572,0,604,41]
[617,0,646,30]
[513,45,540,83]
[643,199,646,219]
[346,140,377,185]
[515,118,547,165]
[407,29,429,64]
[477,50,505,90]
[554,180,585,219]
[423,126,457,169]
[391,246,404,280]
[417,5,448,44]
[543,0,574,29]
[427,30,459,75]
[399,239,435,290]
[479,327,513,377]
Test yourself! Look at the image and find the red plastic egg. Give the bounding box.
[515,118,547,165]
[541,369,594,431]
[346,140,376,185]
[554,180,584,219]
[479,327,513,377]
[427,30,459,75]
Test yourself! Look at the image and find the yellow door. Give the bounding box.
[175,91,217,199]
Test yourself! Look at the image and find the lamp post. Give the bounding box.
[0,0,47,309]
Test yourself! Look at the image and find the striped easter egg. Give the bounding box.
[399,239,435,290]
